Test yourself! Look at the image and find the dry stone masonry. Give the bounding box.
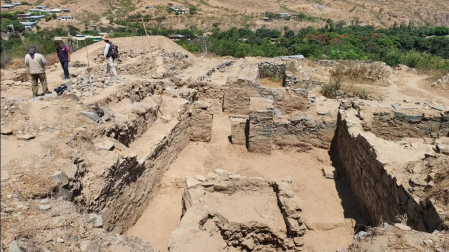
[248,98,274,154]
[333,108,446,232]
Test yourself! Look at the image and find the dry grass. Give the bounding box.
[322,74,370,99]
[332,62,391,86]
[259,77,284,88]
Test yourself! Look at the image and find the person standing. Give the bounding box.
[55,41,71,79]
[102,34,118,78]
[25,46,50,97]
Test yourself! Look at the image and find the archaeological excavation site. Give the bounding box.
[1,36,448,252]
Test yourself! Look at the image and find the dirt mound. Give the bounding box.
[70,36,195,63]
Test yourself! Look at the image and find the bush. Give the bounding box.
[322,76,343,98]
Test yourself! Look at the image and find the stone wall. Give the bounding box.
[257,61,286,80]
[332,109,444,232]
[230,116,248,145]
[188,101,213,142]
[223,77,308,115]
[248,98,274,154]
[367,110,449,141]
[273,115,336,150]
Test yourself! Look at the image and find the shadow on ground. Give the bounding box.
[328,149,371,232]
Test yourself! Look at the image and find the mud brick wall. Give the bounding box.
[189,101,213,142]
[273,115,336,150]
[368,111,449,141]
[333,110,443,232]
[248,98,274,154]
[223,77,308,115]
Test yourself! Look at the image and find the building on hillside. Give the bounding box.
[40,9,62,14]
[24,15,46,20]
[20,21,38,29]
[169,6,188,14]
[29,9,43,13]
[60,16,73,21]
[36,5,47,9]
[11,3,21,6]
[168,34,186,40]
[1,5,15,10]
[145,5,153,9]
[263,17,270,22]
[279,13,291,18]
[62,9,70,12]
[17,13,32,20]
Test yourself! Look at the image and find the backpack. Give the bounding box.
[107,42,119,59]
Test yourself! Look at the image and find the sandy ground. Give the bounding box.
[127,106,366,252]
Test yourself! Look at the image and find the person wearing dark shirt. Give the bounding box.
[55,41,71,79]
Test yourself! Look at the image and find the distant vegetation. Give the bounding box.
[200,22,449,70]
[2,10,449,72]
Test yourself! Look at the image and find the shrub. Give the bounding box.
[322,76,342,98]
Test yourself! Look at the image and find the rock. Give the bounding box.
[241,239,255,250]
[81,111,101,123]
[9,241,24,252]
[293,237,304,246]
[229,174,241,180]
[317,110,332,116]
[1,170,11,181]
[436,144,449,155]
[57,238,65,243]
[193,101,208,110]
[195,175,206,182]
[94,139,115,151]
[353,231,368,241]
[185,176,201,189]
[423,239,433,246]
[394,223,411,231]
[0,128,13,135]
[80,240,101,252]
[88,214,103,228]
[40,205,52,211]
[214,168,229,175]
[32,96,44,102]
[44,93,58,99]
[160,115,171,123]
[16,134,36,140]
[322,166,337,179]
[52,171,69,185]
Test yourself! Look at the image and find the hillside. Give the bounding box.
[3,0,449,32]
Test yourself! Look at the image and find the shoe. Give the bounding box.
[45,91,52,94]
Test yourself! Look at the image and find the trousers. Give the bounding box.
[30,73,48,96]
[105,57,117,77]
[60,60,69,78]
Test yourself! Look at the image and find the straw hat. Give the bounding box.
[102,34,110,40]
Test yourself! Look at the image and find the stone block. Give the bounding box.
[321,166,337,179]
[52,171,69,186]
[185,176,201,189]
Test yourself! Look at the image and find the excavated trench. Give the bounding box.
[61,62,446,252]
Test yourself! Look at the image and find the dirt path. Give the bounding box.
[127,106,367,252]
